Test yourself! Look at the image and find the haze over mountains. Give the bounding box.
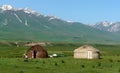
[0,5,120,44]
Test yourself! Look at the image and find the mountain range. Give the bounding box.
[0,5,120,44]
[92,21,120,32]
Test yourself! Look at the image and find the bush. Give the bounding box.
[97,62,101,67]
[108,59,113,62]
[81,65,85,68]
[118,68,120,72]
[92,65,95,68]
[42,61,45,64]
[19,70,24,73]
[117,60,120,62]
[61,60,65,63]
[54,62,58,66]
[24,59,28,62]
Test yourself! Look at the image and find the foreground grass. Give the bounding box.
[0,57,120,73]
[0,44,120,73]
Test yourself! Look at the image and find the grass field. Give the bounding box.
[0,43,120,73]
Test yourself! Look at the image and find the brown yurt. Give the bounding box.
[25,45,48,58]
[74,45,100,59]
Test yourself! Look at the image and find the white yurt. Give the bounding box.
[74,45,100,59]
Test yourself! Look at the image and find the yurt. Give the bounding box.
[25,45,48,58]
[74,45,100,59]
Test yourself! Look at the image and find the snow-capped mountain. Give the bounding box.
[0,5,13,10]
[93,21,120,32]
[0,5,120,43]
[0,5,78,27]
[0,5,41,16]
[96,21,113,27]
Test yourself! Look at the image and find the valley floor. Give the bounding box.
[0,44,120,73]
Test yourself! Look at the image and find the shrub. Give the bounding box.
[36,67,40,69]
[81,65,85,68]
[117,60,120,62]
[42,61,45,64]
[118,68,120,72]
[54,62,58,66]
[109,59,113,62]
[24,59,28,62]
[61,60,65,63]
[97,62,101,67]
[19,70,24,73]
[92,65,95,68]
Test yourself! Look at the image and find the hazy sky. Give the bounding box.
[0,0,120,24]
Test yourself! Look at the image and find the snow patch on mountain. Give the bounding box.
[25,19,29,26]
[0,5,41,16]
[14,13,23,23]
[93,21,120,32]
[48,17,55,21]
[43,25,50,29]
[96,21,112,27]
[66,20,73,23]
[110,23,120,32]
[23,8,41,16]
[102,21,112,27]
[0,5,13,10]
[24,8,35,14]
[48,16,58,21]
[3,19,8,25]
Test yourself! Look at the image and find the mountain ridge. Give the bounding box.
[0,5,120,44]
[92,21,120,32]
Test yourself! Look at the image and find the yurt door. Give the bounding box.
[33,50,37,58]
[88,51,92,59]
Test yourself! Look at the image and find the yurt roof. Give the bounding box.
[74,45,99,52]
[26,45,46,52]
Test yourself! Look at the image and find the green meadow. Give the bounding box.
[0,43,120,73]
